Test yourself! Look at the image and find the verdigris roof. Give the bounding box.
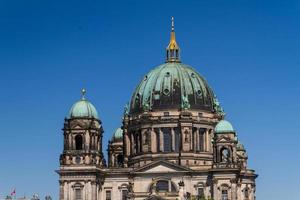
[68,90,98,119]
[215,120,235,134]
[130,62,216,114]
[113,128,123,140]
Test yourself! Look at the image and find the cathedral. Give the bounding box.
[57,18,257,200]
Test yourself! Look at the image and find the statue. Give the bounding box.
[124,102,130,115]
[181,95,190,110]
[213,96,225,116]
[45,196,52,200]
[222,149,230,163]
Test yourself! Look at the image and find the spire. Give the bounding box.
[81,88,86,100]
[166,17,180,63]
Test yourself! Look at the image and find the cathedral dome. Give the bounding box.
[215,120,235,134]
[113,128,123,140]
[130,63,215,114]
[68,89,99,119]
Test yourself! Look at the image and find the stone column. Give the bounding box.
[125,134,130,156]
[212,179,218,200]
[59,181,64,200]
[72,135,75,150]
[85,132,90,150]
[237,183,241,200]
[171,128,175,151]
[190,128,193,151]
[137,132,142,153]
[231,179,237,200]
[159,128,164,152]
[68,134,72,149]
[193,130,197,152]
[196,129,200,151]
[68,182,71,200]
[151,128,157,153]
[181,128,185,151]
[131,133,135,154]
[92,181,97,200]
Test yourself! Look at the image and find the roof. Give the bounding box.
[215,120,235,134]
[113,128,123,140]
[130,62,217,114]
[68,99,98,119]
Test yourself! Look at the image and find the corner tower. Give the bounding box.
[58,89,105,200]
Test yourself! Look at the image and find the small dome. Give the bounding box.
[68,99,98,119]
[68,90,99,119]
[113,128,123,140]
[215,120,235,134]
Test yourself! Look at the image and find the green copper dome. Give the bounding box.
[130,63,216,114]
[215,120,235,134]
[113,128,123,140]
[68,89,99,119]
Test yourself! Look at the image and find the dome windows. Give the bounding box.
[163,89,170,95]
[75,135,83,150]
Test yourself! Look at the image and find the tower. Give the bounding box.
[108,128,124,167]
[58,89,105,200]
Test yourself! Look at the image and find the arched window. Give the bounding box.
[197,187,205,199]
[75,135,83,150]
[221,189,228,200]
[75,188,82,200]
[221,147,230,163]
[155,180,177,193]
[156,180,169,192]
[117,154,123,167]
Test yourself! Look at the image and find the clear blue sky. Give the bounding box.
[0,0,299,199]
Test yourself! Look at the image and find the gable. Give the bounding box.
[145,165,177,173]
[134,160,191,173]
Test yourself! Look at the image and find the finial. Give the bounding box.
[171,16,174,31]
[81,88,86,100]
[166,17,180,63]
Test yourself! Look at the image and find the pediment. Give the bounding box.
[134,160,191,173]
[216,135,231,143]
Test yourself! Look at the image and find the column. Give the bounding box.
[193,130,197,152]
[151,128,157,153]
[131,133,135,154]
[92,181,97,200]
[231,179,237,200]
[67,134,70,150]
[59,181,64,200]
[171,128,175,152]
[190,128,193,151]
[126,134,130,156]
[212,179,218,200]
[85,132,90,150]
[181,128,185,151]
[205,129,209,152]
[159,128,164,152]
[196,129,200,151]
